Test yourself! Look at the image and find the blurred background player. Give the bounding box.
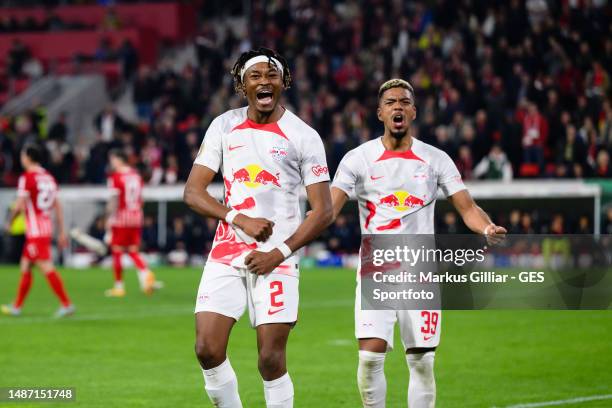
[184,47,332,408]
[105,148,158,297]
[330,79,506,407]
[2,144,75,318]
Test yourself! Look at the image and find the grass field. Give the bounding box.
[0,265,611,408]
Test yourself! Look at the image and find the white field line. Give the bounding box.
[494,394,612,408]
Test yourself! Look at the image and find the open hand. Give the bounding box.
[484,224,507,246]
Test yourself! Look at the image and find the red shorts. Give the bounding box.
[111,227,142,247]
[22,237,52,261]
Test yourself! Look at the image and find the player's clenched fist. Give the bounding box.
[245,249,284,275]
[234,214,274,242]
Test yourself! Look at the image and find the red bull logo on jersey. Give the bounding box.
[379,191,425,212]
[232,164,281,188]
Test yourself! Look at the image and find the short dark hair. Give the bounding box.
[108,148,128,163]
[22,144,43,164]
[378,79,415,101]
[230,47,292,94]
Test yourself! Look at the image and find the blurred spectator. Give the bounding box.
[94,104,126,143]
[438,211,459,234]
[576,215,591,234]
[594,150,611,177]
[473,144,513,181]
[117,40,138,80]
[142,215,159,252]
[520,102,547,172]
[45,137,75,183]
[48,112,68,142]
[556,125,587,177]
[507,210,522,234]
[521,212,536,234]
[548,214,565,235]
[166,216,189,261]
[133,66,156,122]
[455,145,473,180]
[7,39,29,78]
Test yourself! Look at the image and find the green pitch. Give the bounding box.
[0,265,610,407]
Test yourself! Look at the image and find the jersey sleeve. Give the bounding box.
[299,129,330,186]
[331,150,359,198]
[194,117,223,172]
[17,175,29,197]
[436,150,466,197]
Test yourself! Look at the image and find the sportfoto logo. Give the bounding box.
[311,165,328,176]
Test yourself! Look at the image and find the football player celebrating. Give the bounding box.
[330,79,506,407]
[184,47,332,407]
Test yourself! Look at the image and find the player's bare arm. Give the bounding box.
[105,192,118,231]
[5,197,25,232]
[448,190,507,237]
[330,186,349,221]
[246,181,333,275]
[54,200,67,249]
[184,163,274,242]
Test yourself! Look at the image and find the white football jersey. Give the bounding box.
[332,137,465,234]
[195,107,330,274]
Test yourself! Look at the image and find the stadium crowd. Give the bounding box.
[1,0,611,257]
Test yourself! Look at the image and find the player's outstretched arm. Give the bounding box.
[448,190,507,237]
[184,164,273,242]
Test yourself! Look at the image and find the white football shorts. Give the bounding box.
[195,261,299,327]
[355,281,441,350]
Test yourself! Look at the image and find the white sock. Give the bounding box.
[137,269,149,287]
[357,350,387,408]
[263,372,294,408]
[406,351,436,408]
[114,281,124,290]
[202,359,243,408]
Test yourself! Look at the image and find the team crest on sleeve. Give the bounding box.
[269,146,288,162]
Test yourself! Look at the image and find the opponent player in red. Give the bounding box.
[331,79,506,407]
[2,144,75,318]
[104,149,157,297]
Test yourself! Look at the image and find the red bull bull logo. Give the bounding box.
[232,164,281,188]
[379,191,424,211]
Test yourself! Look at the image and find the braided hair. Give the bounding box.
[231,47,292,94]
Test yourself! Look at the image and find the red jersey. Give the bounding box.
[107,169,144,228]
[17,168,58,239]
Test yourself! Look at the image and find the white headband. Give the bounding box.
[240,55,284,81]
